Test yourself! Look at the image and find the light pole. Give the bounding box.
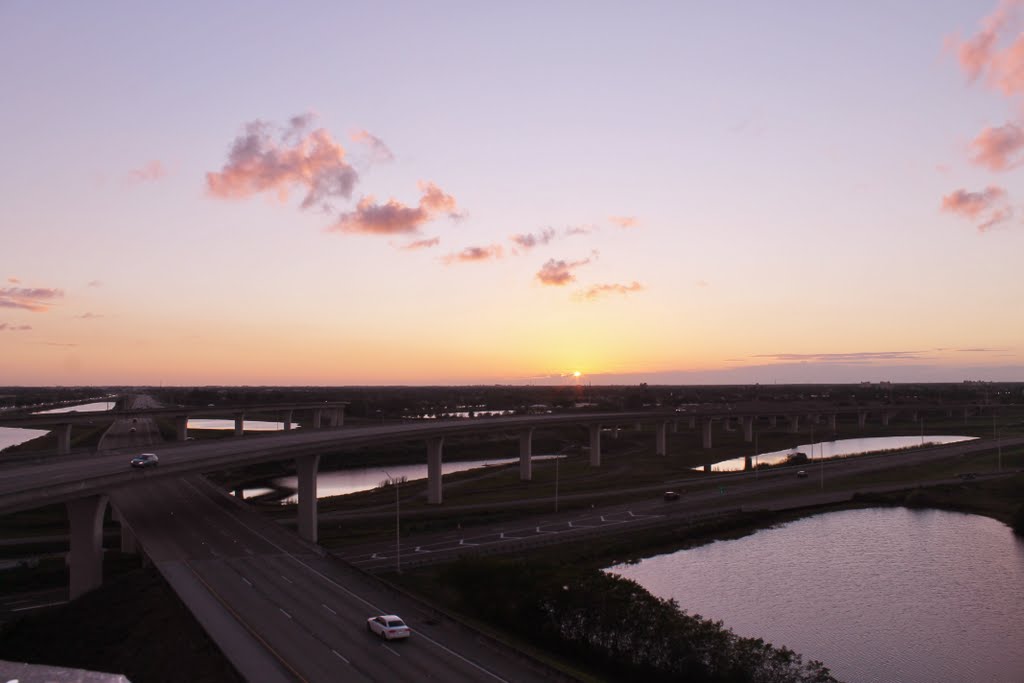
[382,470,400,573]
[554,454,560,513]
[754,429,759,479]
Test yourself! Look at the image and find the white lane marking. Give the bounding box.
[458,539,477,546]
[281,574,293,584]
[12,601,67,612]
[322,603,336,615]
[180,478,510,683]
[241,577,253,587]
[382,643,401,657]
[331,649,350,664]
[279,608,292,619]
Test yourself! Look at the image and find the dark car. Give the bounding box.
[796,470,808,478]
[663,491,680,501]
[130,453,159,468]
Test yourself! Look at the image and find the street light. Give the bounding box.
[381,470,401,573]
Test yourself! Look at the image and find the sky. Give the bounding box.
[1,1,1023,386]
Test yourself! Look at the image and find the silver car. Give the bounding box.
[130,453,159,469]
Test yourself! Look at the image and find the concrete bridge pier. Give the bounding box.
[742,416,754,443]
[112,507,137,555]
[329,408,343,427]
[769,415,777,428]
[519,428,533,481]
[828,414,837,431]
[723,416,733,431]
[858,411,867,429]
[312,408,323,429]
[789,415,800,433]
[672,420,679,433]
[427,437,445,504]
[703,464,712,472]
[175,415,188,441]
[588,424,602,467]
[882,412,891,427]
[744,455,753,471]
[688,416,696,429]
[655,421,667,456]
[911,411,918,422]
[296,455,320,542]
[233,487,245,500]
[701,419,713,449]
[282,409,293,431]
[233,413,245,437]
[55,423,72,455]
[67,495,108,599]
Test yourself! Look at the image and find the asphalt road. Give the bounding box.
[110,475,560,683]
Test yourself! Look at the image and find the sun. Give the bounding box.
[573,370,582,378]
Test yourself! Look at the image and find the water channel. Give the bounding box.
[608,507,1024,683]
[706,435,976,472]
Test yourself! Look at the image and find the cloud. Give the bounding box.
[76,312,103,320]
[575,281,644,300]
[441,244,504,264]
[510,227,555,250]
[332,181,460,235]
[129,160,166,183]
[970,122,1024,170]
[398,237,440,250]
[950,0,1024,95]
[7,277,20,284]
[940,185,1013,231]
[536,254,595,286]
[0,287,63,312]
[42,342,78,347]
[752,351,926,363]
[609,215,638,228]
[350,129,394,163]
[565,224,597,237]
[0,323,32,331]
[206,114,358,211]
[87,280,103,287]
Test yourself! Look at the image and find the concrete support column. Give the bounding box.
[703,463,712,472]
[655,421,667,456]
[723,416,733,431]
[858,411,867,429]
[672,420,679,433]
[612,426,620,439]
[828,414,837,431]
[911,411,918,422]
[233,413,245,437]
[701,419,713,449]
[234,487,245,500]
[519,428,533,481]
[55,423,72,455]
[295,454,320,543]
[789,415,801,433]
[769,415,777,428]
[175,415,188,441]
[336,407,345,427]
[688,416,696,429]
[312,408,323,429]
[328,409,340,427]
[282,409,293,431]
[742,416,754,443]
[67,495,108,599]
[427,437,444,504]
[744,455,753,471]
[588,424,602,467]
[882,412,891,427]
[112,506,138,554]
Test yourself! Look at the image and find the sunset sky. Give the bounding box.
[2,1,1023,386]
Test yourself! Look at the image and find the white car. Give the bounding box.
[367,615,411,640]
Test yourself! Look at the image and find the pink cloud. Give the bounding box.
[0,287,64,312]
[609,215,638,228]
[565,225,597,236]
[207,114,358,211]
[129,160,166,183]
[442,244,504,264]
[941,185,1012,231]
[970,122,1024,170]
[399,237,441,250]
[7,277,20,284]
[350,129,394,163]
[950,1,1024,88]
[536,255,594,286]
[87,280,103,287]
[0,323,32,331]
[575,281,644,300]
[76,312,104,320]
[510,227,555,249]
[332,181,460,235]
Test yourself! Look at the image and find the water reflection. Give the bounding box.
[0,427,48,451]
[188,418,297,431]
[609,508,1024,683]
[33,401,114,414]
[706,435,976,472]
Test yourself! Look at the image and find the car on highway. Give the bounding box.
[367,615,411,640]
[130,453,159,469]
[796,470,808,478]
[663,491,680,501]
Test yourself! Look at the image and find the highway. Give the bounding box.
[111,475,559,682]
